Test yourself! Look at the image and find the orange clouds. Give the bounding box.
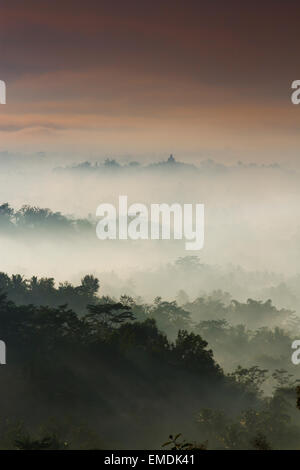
[1,1,300,162]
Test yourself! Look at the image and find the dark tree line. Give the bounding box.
[0,272,299,449]
[0,272,99,314]
[0,203,93,235]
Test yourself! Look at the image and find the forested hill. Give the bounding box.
[0,273,299,449]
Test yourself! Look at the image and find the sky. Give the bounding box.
[1,0,300,164]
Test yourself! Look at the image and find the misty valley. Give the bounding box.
[0,156,300,450]
[0,267,299,450]
[2,1,300,456]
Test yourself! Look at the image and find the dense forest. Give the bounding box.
[0,163,299,450]
[0,272,300,449]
